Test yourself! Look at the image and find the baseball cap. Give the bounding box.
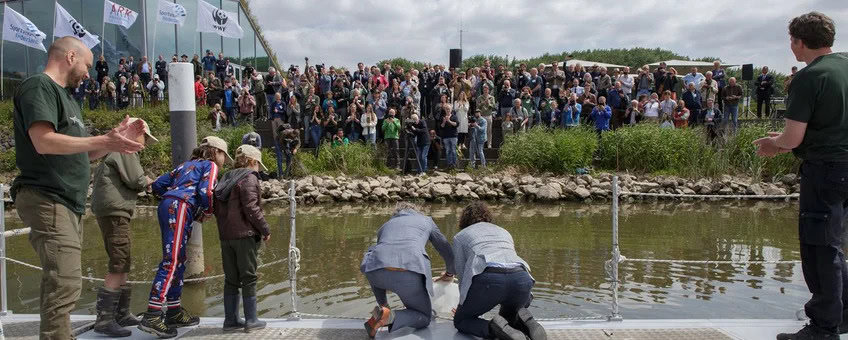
[127,118,158,145]
[199,136,233,162]
[235,145,268,171]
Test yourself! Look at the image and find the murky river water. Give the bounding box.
[2,201,809,320]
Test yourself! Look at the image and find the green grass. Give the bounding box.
[499,126,597,174]
[296,142,392,177]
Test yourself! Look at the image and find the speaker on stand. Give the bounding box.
[741,64,754,119]
[450,49,463,69]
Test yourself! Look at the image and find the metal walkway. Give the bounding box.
[1,315,842,340]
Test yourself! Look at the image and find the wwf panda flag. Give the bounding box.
[196,0,243,39]
[53,2,100,49]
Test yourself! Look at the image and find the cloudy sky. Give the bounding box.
[247,0,846,73]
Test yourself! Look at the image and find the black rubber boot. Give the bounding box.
[776,324,839,340]
[243,295,267,332]
[138,309,178,338]
[489,315,529,340]
[513,308,546,340]
[93,287,132,337]
[115,284,140,327]
[840,310,848,334]
[222,294,245,331]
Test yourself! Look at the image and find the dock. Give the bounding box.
[1,314,842,340]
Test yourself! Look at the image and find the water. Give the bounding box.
[2,201,809,320]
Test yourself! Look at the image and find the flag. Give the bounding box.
[196,0,243,39]
[2,5,46,52]
[103,0,138,29]
[157,0,187,26]
[54,3,100,49]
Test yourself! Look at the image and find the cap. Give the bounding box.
[199,136,233,162]
[235,145,268,171]
[127,118,158,145]
[153,74,159,79]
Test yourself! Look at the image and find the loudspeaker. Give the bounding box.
[449,49,462,69]
[742,64,754,81]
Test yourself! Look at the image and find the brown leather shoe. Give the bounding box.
[363,306,391,338]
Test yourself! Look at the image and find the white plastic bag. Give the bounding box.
[431,280,460,318]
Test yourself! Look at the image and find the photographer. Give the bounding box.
[264,68,284,119]
[383,109,402,170]
[561,93,582,128]
[276,124,300,177]
[405,114,430,174]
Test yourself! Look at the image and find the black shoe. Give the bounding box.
[138,311,178,339]
[510,308,546,340]
[115,285,139,327]
[840,312,848,334]
[776,324,839,340]
[165,307,200,328]
[243,295,267,332]
[489,315,529,340]
[93,288,132,337]
[222,294,245,332]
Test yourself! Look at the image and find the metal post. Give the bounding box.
[287,180,300,320]
[608,176,622,321]
[0,184,8,316]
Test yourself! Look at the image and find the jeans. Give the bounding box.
[348,130,360,143]
[484,116,493,148]
[364,269,431,332]
[798,161,848,333]
[386,138,400,169]
[226,107,237,126]
[274,140,284,178]
[470,139,486,168]
[309,124,323,148]
[725,103,739,130]
[364,133,376,146]
[454,270,534,338]
[414,144,429,174]
[266,94,276,119]
[443,137,458,167]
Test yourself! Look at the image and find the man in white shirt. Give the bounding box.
[617,67,634,97]
[683,67,705,91]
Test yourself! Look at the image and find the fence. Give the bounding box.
[0,179,805,321]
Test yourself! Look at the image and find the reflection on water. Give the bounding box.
[2,200,807,320]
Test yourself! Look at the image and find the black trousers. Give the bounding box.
[757,94,771,119]
[386,138,399,169]
[799,160,848,332]
[221,237,261,297]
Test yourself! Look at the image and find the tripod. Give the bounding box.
[741,80,754,119]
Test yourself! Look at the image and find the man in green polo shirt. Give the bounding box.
[11,37,145,340]
[753,12,848,340]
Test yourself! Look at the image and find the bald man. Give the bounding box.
[11,36,145,340]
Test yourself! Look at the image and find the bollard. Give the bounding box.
[287,180,300,320]
[0,184,7,316]
[608,176,623,321]
[169,62,204,279]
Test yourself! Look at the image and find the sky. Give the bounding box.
[247,0,847,73]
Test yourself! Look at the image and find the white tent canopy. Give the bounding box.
[648,59,738,69]
[538,59,628,70]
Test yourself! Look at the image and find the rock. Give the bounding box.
[781,173,798,185]
[574,187,591,199]
[519,175,536,185]
[358,181,372,193]
[748,184,765,196]
[315,194,332,203]
[501,177,516,189]
[431,184,453,197]
[682,187,696,195]
[325,179,340,189]
[455,173,473,182]
[520,185,538,196]
[536,185,561,201]
[341,191,352,201]
[372,187,389,198]
[718,187,733,195]
[312,176,324,187]
[633,181,660,189]
[763,184,787,196]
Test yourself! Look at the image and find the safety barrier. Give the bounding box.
[0,178,807,322]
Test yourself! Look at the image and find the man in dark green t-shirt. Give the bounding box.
[11,37,145,340]
[754,12,848,340]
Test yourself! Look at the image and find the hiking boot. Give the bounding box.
[363,306,391,339]
[510,308,546,340]
[243,295,267,332]
[776,324,839,340]
[138,311,177,339]
[222,294,245,332]
[489,315,529,340]
[840,312,848,334]
[115,285,139,327]
[165,306,200,328]
[93,287,131,338]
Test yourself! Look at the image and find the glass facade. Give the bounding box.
[0,0,276,93]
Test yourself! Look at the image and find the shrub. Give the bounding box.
[499,126,598,173]
[598,124,720,176]
[296,142,390,177]
[0,149,15,173]
[723,124,800,179]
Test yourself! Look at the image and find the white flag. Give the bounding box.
[54,3,100,49]
[157,0,187,26]
[103,0,138,29]
[196,0,243,39]
[3,5,46,52]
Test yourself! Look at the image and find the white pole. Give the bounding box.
[150,22,157,65]
[1,4,5,100]
[0,184,9,316]
[51,0,58,43]
[141,0,148,59]
[608,176,622,321]
[101,6,106,59]
[288,180,300,321]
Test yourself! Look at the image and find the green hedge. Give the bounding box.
[597,125,721,177]
[296,142,391,177]
[499,127,598,173]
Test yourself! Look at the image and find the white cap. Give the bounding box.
[235,145,268,171]
[199,136,233,162]
[127,118,158,145]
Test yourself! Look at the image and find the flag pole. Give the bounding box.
[52,0,58,43]
[2,4,6,100]
[101,1,106,59]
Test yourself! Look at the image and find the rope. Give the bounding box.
[620,191,798,200]
[300,312,607,322]
[1,256,288,285]
[288,246,301,273]
[617,255,803,265]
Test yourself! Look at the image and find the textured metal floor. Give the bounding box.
[2,320,91,340]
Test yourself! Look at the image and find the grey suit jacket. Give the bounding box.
[360,209,456,297]
[452,222,533,305]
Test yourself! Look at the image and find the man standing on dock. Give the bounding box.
[753,12,848,340]
[10,37,145,340]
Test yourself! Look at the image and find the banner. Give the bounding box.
[196,0,243,39]
[2,5,46,52]
[54,3,100,49]
[157,0,187,26]
[103,0,138,29]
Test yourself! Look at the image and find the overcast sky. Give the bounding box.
[247,0,846,73]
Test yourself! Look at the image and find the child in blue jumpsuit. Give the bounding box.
[138,136,232,338]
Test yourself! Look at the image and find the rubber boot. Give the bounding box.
[512,308,546,340]
[222,294,245,331]
[138,308,178,338]
[93,287,132,337]
[243,295,267,332]
[115,284,140,327]
[489,315,529,340]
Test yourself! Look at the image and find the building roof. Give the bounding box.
[648,59,739,68]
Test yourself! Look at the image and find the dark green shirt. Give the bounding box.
[787,53,848,161]
[11,73,90,215]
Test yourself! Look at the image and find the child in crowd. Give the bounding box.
[332,128,349,147]
[673,100,690,129]
[138,136,231,338]
[213,145,271,333]
[502,113,514,140]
